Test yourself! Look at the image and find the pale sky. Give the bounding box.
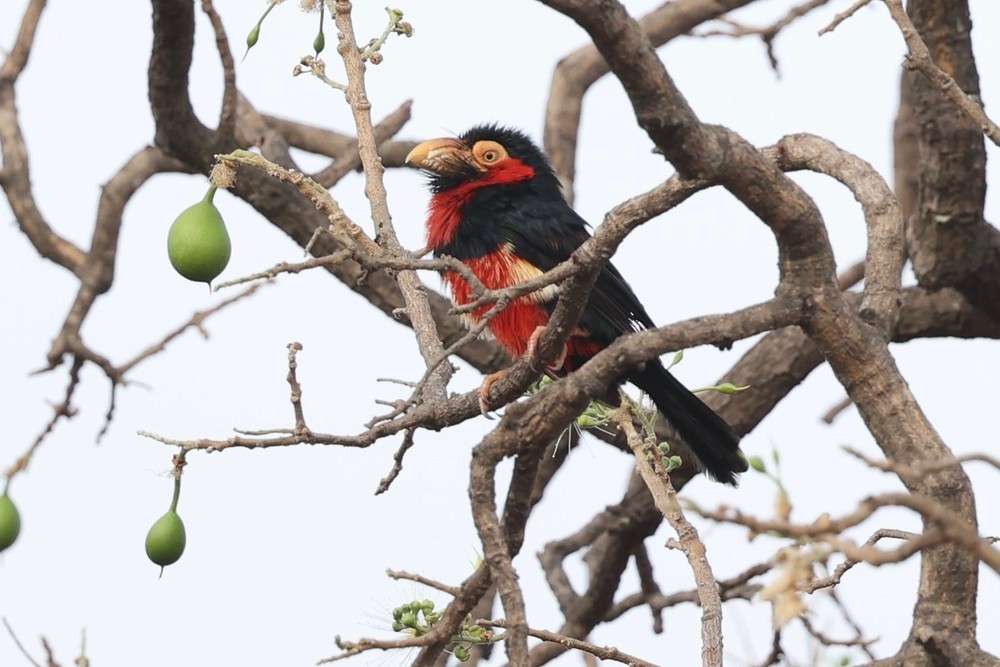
[1,1,998,665]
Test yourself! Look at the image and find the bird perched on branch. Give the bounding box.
[406,124,746,485]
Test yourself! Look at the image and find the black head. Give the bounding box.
[405,124,562,197]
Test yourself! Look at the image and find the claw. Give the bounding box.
[478,328,565,415]
[525,325,566,372]
[478,370,506,415]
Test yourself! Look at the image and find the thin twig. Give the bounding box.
[804,528,918,592]
[800,615,877,651]
[606,560,771,622]
[386,569,461,597]
[824,586,878,660]
[40,637,60,667]
[286,342,309,434]
[691,494,1000,573]
[2,618,42,667]
[844,446,1000,478]
[118,283,265,376]
[616,407,724,666]
[375,428,417,494]
[821,396,853,424]
[475,618,656,667]
[332,0,452,397]
[753,631,783,667]
[5,357,84,482]
[881,0,1000,146]
[818,0,876,36]
[699,0,833,72]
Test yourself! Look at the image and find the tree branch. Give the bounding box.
[0,0,86,275]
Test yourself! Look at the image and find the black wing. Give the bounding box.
[496,197,657,343]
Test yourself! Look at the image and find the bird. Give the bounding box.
[405,124,747,485]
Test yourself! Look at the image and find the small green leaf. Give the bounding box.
[714,382,751,394]
[748,456,767,473]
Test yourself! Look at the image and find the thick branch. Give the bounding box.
[544,0,758,202]
[0,0,86,275]
[538,3,983,661]
[901,0,1000,318]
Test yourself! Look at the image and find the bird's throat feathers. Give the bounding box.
[426,159,536,248]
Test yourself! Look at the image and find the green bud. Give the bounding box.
[421,599,434,613]
[0,492,22,552]
[657,442,670,453]
[748,456,767,473]
[243,2,277,60]
[392,606,403,621]
[246,24,260,49]
[400,611,417,628]
[313,29,325,54]
[453,645,471,662]
[391,621,404,632]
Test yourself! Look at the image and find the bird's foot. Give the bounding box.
[478,369,507,415]
[525,325,566,372]
[479,329,564,415]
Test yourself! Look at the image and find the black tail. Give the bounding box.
[629,361,747,486]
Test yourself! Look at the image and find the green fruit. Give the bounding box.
[167,186,231,284]
[0,493,21,552]
[145,510,186,567]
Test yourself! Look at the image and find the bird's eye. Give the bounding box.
[472,141,508,168]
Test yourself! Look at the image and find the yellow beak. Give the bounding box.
[405,138,468,175]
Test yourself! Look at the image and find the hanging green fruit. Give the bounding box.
[145,477,186,576]
[167,185,231,285]
[313,0,325,54]
[243,1,277,61]
[0,491,21,552]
